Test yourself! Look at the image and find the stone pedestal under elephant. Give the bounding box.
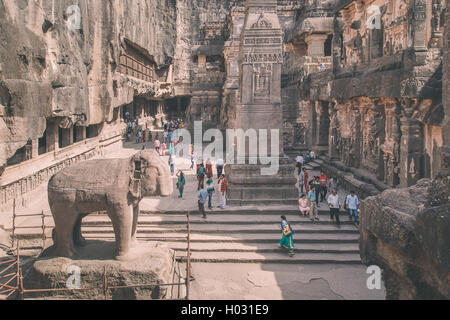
[48,150,173,260]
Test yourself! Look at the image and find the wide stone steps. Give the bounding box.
[83,232,360,243]
[141,208,349,216]
[13,203,362,265]
[84,214,353,225]
[81,224,358,234]
[175,252,361,264]
[158,242,360,254]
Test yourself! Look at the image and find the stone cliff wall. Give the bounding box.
[360,179,450,299]
[0,0,177,167]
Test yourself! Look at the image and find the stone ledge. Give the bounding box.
[318,157,389,199]
[360,179,450,299]
[23,241,177,300]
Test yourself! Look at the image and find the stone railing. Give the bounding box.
[301,56,333,75]
[0,127,125,213]
[282,56,332,88]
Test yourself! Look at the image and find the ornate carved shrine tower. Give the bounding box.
[225,0,298,206]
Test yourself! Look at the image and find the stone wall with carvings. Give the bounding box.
[287,0,446,190]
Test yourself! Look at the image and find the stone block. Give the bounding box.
[24,241,177,300]
[360,179,450,299]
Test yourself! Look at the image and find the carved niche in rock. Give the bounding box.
[362,107,385,175]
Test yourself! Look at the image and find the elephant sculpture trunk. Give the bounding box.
[47,150,173,260]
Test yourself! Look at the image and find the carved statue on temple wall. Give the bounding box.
[363,108,385,169]
[431,0,443,35]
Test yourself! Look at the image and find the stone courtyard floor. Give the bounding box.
[1,141,386,300]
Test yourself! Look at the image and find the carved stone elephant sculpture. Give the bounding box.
[48,150,173,260]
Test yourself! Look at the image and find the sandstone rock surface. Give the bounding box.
[24,241,177,300]
[360,179,450,299]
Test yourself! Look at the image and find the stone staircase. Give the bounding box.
[10,158,362,265]
[81,208,362,265]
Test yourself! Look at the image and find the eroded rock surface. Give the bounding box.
[360,179,450,299]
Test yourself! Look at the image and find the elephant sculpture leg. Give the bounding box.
[108,204,133,260]
[131,205,139,247]
[51,201,79,258]
[73,215,88,247]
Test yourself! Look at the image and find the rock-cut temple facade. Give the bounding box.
[0,0,448,210]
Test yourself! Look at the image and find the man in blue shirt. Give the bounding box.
[345,191,360,226]
[198,185,208,219]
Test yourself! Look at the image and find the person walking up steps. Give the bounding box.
[345,190,360,226]
[298,167,305,196]
[328,189,341,226]
[176,170,186,198]
[310,177,321,207]
[278,215,295,257]
[216,158,224,179]
[308,186,320,222]
[190,152,195,170]
[206,176,215,210]
[168,155,175,176]
[295,153,304,174]
[319,171,328,202]
[303,167,309,193]
[197,185,208,219]
[206,158,213,178]
[197,163,206,191]
[218,174,227,209]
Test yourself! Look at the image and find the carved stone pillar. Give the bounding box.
[399,99,424,187]
[225,0,297,205]
[315,101,330,147]
[46,120,59,153]
[408,0,428,52]
[438,4,450,179]
[75,126,86,142]
[31,139,39,158]
[61,127,73,148]
[328,102,340,160]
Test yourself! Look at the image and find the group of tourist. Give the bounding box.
[280,189,361,258]
[173,154,228,219]
[297,169,360,226]
[295,150,316,168]
[196,174,228,219]
[278,152,361,258]
[125,117,151,144]
[195,158,228,219]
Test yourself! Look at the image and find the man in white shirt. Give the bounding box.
[327,190,341,226]
[295,154,304,174]
[345,191,360,225]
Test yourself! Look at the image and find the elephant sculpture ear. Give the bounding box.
[129,153,142,199]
